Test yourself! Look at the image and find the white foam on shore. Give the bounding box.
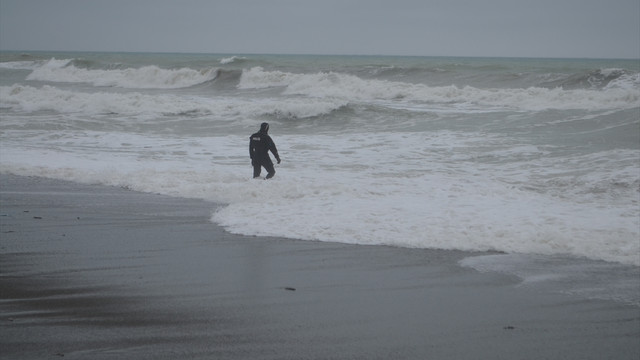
[1,130,638,266]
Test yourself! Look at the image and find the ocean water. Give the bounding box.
[1,52,639,304]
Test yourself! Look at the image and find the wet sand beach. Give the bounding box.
[1,174,638,359]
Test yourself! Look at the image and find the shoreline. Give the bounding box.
[1,174,638,359]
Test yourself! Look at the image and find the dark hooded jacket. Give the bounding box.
[249,122,280,163]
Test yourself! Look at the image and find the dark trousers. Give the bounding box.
[253,159,275,179]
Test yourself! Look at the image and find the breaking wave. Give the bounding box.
[25,58,218,89]
[540,68,640,90]
[239,67,640,111]
[0,84,348,120]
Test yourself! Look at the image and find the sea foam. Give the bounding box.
[1,130,638,266]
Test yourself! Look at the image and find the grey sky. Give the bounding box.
[1,0,638,58]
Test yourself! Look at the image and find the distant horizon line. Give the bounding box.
[1,49,638,61]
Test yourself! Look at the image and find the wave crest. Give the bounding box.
[239,67,640,112]
[541,68,640,90]
[220,56,247,65]
[25,58,218,89]
[0,84,348,120]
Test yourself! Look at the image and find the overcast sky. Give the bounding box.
[1,0,638,58]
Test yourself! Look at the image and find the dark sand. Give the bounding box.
[1,174,638,359]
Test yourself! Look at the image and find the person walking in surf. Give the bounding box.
[249,122,281,179]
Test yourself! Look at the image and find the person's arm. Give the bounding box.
[268,137,281,164]
[249,137,254,163]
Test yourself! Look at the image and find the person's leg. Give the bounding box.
[264,161,276,179]
[253,164,262,178]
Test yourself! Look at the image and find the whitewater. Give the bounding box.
[1,52,639,304]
